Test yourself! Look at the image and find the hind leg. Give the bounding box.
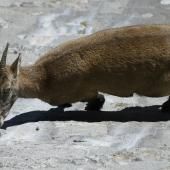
[161,97,170,112]
[84,94,105,111]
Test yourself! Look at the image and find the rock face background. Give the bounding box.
[1,0,170,169]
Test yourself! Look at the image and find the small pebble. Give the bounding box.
[36,127,39,131]
[73,139,85,143]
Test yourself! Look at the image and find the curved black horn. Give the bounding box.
[0,43,9,68]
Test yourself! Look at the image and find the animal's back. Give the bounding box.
[38,24,170,66]
[37,25,170,99]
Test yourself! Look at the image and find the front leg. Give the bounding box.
[161,97,170,112]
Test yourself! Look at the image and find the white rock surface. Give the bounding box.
[161,0,170,5]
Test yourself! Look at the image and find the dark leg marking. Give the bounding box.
[85,94,105,111]
[57,103,72,111]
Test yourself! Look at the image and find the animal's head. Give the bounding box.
[0,43,21,127]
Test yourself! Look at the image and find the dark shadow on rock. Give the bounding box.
[2,105,170,129]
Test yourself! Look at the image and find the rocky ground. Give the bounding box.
[1,0,170,169]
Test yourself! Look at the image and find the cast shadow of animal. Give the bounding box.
[2,105,170,129]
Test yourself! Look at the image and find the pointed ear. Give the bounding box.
[10,53,21,78]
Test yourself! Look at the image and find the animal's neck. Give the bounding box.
[18,65,45,98]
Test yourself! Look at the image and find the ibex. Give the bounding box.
[1,24,170,127]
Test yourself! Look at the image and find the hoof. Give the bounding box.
[85,94,105,111]
[58,103,72,108]
[57,103,72,111]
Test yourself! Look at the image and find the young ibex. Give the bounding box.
[1,24,170,127]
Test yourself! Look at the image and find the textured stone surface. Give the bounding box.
[1,0,170,169]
